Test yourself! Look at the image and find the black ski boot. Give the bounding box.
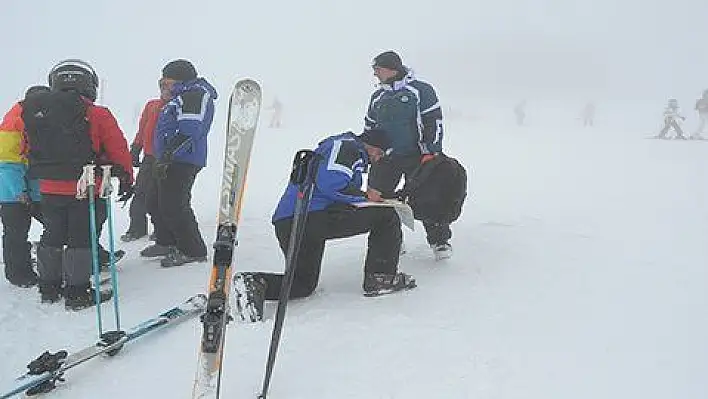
[99,249,126,272]
[140,244,172,258]
[39,281,63,304]
[233,272,267,322]
[362,272,416,297]
[120,231,146,242]
[7,270,39,288]
[160,247,207,268]
[65,284,113,311]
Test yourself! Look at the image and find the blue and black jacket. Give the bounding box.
[153,78,218,167]
[272,132,370,222]
[364,68,443,156]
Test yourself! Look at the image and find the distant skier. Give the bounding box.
[691,90,708,139]
[268,97,282,128]
[655,99,686,139]
[514,100,526,126]
[581,102,595,127]
[233,130,416,321]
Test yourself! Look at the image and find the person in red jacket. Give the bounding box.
[22,59,134,310]
[120,79,170,242]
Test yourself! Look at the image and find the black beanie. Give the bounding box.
[24,85,50,99]
[162,59,197,81]
[358,129,391,151]
[372,51,404,71]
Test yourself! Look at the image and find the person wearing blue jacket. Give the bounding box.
[0,86,48,287]
[140,59,216,267]
[364,50,453,261]
[233,130,416,321]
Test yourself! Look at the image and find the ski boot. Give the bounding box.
[431,242,453,261]
[363,272,416,297]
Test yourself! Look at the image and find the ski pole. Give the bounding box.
[78,164,103,337]
[259,150,320,399]
[100,165,121,331]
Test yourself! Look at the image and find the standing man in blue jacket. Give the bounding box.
[233,131,416,320]
[364,51,452,260]
[140,59,217,267]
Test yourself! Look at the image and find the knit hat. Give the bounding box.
[372,51,404,71]
[24,85,50,99]
[358,129,391,151]
[162,59,197,81]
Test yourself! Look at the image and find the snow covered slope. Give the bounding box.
[2,110,707,398]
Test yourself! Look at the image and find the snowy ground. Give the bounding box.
[2,106,708,399]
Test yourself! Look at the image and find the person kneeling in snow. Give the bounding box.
[234,130,416,321]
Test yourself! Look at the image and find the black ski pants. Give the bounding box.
[126,155,157,236]
[368,154,452,245]
[257,205,402,300]
[1,202,42,281]
[150,161,207,257]
[40,194,106,249]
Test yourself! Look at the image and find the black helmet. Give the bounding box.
[48,59,99,101]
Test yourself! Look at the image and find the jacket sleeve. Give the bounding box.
[417,82,443,154]
[171,90,212,155]
[93,107,134,183]
[363,91,380,131]
[133,102,152,148]
[315,142,367,205]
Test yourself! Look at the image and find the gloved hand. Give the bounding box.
[130,144,142,167]
[117,179,134,203]
[421,154,436,164]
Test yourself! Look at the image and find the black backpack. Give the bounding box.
[21,91,95,180]
[398,154,468,224]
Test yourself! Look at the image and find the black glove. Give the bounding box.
[130,144,142,167]
[117,179,134,203]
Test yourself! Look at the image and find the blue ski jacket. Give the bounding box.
[272,132,370,223]
[364,68,444,156]
[153,78,218,167]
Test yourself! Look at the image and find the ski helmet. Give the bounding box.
[48,59,99,101]
[668,98,678,107]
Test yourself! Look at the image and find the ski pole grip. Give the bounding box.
[289,149,316,185]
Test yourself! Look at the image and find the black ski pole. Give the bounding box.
[258,149,320,399]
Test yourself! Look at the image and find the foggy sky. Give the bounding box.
[4,0,707,131]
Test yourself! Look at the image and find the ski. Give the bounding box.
[192,78,262,398]
[0,294,207,399]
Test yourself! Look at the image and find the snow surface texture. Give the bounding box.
[1,104,708,398]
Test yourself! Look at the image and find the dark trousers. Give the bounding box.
[126,155,157,235]
[257,205,402,300]
[38,195,107,286]
[41,195,106,249]
[368,154,452,245]
[151,162,206,257]
[1,202,43,280]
